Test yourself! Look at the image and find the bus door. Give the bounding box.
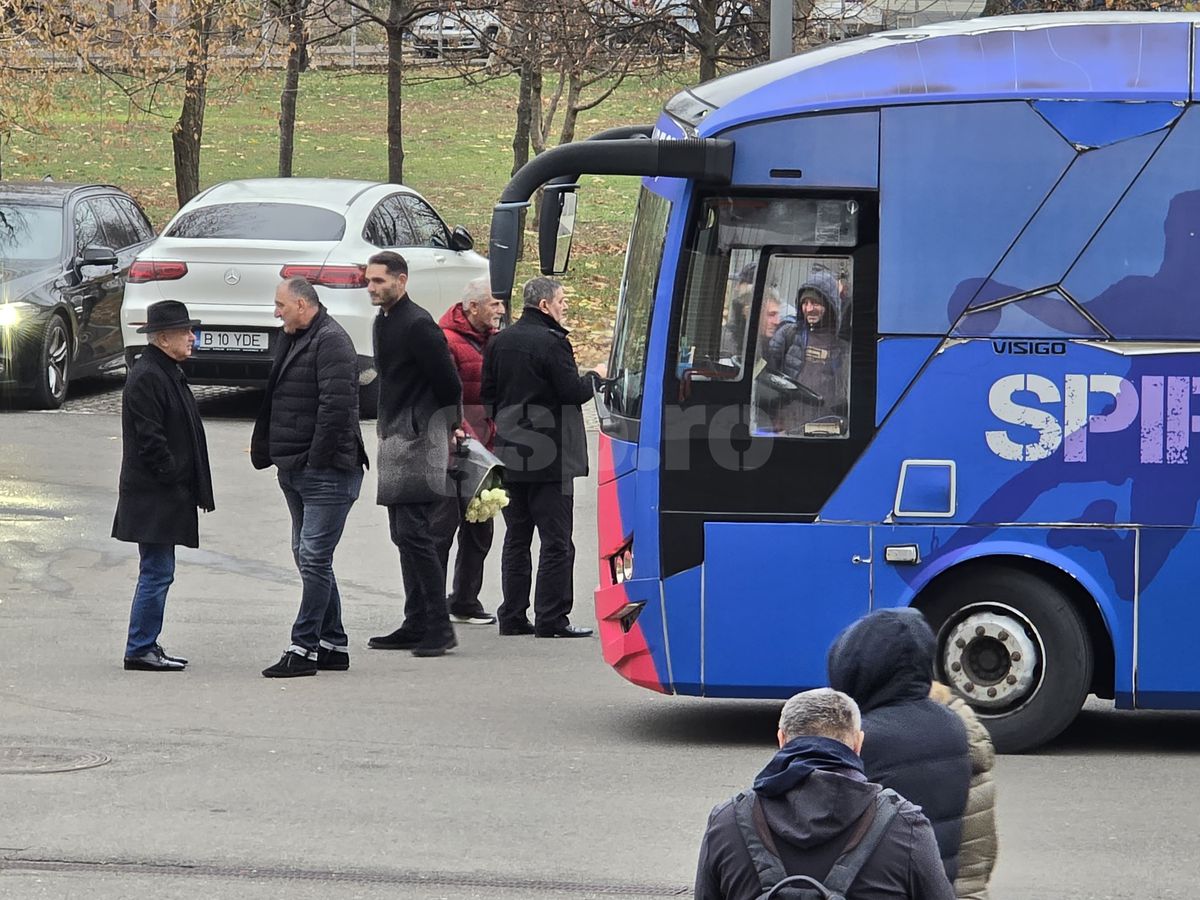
[660,193,879,696]
[1136,529,1200,707]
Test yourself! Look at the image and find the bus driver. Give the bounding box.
[761,273,849,436]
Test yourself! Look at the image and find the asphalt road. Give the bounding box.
[2,377,1199,899]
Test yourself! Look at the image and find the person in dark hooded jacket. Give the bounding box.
[762,271,850,436]
[827,608,971,883]
[694,688,954,900]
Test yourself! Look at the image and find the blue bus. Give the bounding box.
[488,12,1200,752]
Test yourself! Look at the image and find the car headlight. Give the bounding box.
[0,302,33,329]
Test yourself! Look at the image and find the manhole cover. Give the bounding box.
[0,747,110,774]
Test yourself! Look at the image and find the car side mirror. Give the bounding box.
[77,245,118,275]
[449,225,474,252]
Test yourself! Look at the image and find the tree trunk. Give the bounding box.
[172,2,213,207]
[385,0,406,183]
[512,60,533,178]
[511,48,540,260]
[696,0,719,82]
[559,70,582,146]
[278,0,308,177]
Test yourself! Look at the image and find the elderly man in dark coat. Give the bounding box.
[113,300,214,672]
[481,276,606,638]
[827,608,972,883]
[363,251,464,658]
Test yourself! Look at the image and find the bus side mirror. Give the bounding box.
[539,184,578,276]
[488,202,528,304]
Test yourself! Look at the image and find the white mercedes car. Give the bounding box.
[120,178,488,415]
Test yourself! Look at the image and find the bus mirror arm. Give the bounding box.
[489,134,735,303]
[539,126,656,276]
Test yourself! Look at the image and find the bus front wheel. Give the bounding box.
[921,566,1092,754]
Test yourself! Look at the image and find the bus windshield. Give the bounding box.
[607,187,671,423]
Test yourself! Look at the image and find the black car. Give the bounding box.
[0,182,155,408]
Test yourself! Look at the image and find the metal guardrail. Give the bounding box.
[8,43,492,71]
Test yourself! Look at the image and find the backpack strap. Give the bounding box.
[732,791,789,893]
[821,788,904,896]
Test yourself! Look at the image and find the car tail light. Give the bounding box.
[280,264,367,289]
[128,260,188,283]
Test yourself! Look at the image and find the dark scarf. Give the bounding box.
[752,736,864,797]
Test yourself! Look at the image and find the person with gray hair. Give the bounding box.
[251,275,368,677]
[694,687,954,900]
[438,275,505,624]
[114,300,214,671]
[482,276,606,638]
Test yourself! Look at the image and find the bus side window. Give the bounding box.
[675,202,757,382]
[752,255,853,439]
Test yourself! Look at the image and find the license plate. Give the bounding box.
[194,329,268,352]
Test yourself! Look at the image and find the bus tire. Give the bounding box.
[920,565,1092,754]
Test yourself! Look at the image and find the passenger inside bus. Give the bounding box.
[756,272,850,437]
[719,262,758,358]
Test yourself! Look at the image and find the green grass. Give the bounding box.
[4,67,693,364]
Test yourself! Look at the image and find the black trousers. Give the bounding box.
[388,497,457,637]
[447,518,494,614]
[498,480,575,630]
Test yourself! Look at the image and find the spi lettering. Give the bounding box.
[987,374,1200,464]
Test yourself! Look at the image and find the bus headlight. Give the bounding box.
[608,540,634,585]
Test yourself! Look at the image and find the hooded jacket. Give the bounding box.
[827,609,971,883]
[931,682,997,900]
[694,738,955,900]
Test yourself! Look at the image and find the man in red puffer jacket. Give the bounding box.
[439,276,506,625]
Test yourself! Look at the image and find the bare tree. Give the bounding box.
[270,0,314,177]
[340,0,442,183]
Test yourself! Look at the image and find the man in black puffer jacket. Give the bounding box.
[251,277,368,678]
[827,608,971,883]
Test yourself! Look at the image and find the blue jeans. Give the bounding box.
[126,543,176,657]
[278,465,363,654]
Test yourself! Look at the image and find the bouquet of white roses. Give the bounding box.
[465,478,510,523]
[451,435,508,523]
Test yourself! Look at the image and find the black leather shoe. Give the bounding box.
[535,624,594,638]
[412,632,458,658]
[367,628,423,650]
[498,620,535,636]
[154,643,188,666]
[124,650,186,672]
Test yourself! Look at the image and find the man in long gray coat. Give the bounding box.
[113,300,214,672]
[364,251,463,658]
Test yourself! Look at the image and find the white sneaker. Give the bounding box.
[450,611,497,625]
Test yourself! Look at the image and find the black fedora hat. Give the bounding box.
[137,300,200,334]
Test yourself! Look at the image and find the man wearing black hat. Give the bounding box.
[113,300,215,672]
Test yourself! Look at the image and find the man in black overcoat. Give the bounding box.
[481,277,606,638]
[113,300,214,672]
[363,250,464,659]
